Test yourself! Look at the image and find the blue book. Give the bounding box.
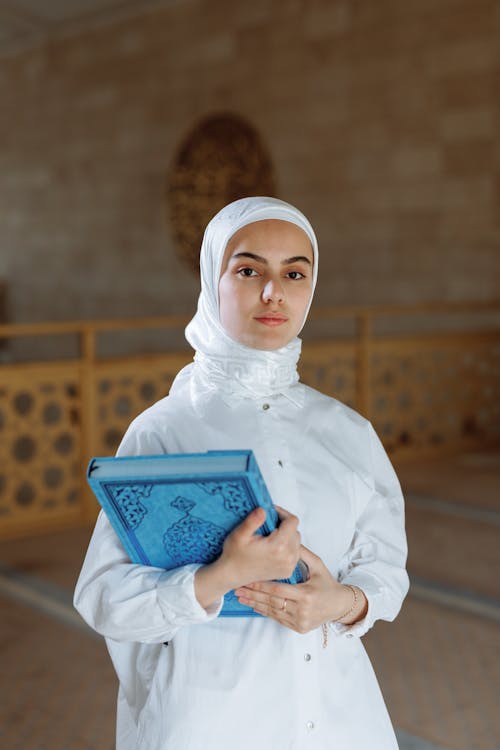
[87,450,307,617]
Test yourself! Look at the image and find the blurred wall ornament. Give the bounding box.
[167,113,277,274]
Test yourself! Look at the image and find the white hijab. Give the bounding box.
[172,196,319,405]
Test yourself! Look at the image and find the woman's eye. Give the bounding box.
[286,271,305,280]
[238,268,258,277]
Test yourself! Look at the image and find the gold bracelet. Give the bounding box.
[322,585,359,649]
[334,584,358,622]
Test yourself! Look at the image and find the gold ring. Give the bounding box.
[281,598,287,611]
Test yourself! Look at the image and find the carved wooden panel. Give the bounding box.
[300,341,357,408]
[0,364,81,526]
[370,336,500,455]
[94,354,192,456]
[168,113,276,273]
[1,318,499,539]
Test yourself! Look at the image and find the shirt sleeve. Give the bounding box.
[73,423,224,643]
[329,422,410,639]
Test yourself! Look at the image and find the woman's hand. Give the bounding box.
[220,505,301,588]
[194,506,301,610]
[234,545,368,633]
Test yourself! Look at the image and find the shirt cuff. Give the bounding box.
[156,563,224,627]
[328,573,385,639]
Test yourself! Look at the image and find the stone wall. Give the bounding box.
[0,0,498,326]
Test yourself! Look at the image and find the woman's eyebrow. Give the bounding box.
[231,251,267,263]
[231,252,312,265]
[283,255,312,265]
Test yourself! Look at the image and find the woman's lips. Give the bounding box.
[254,316,288,327]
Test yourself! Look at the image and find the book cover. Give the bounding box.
[87,450,306,617]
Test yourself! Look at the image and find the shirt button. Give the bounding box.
[304,653,311,662]
[346,634,354,639]
[278,459,283,467]
[306,721,314,730]
[262,403,270,410]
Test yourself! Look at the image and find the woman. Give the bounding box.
[74,196,409,750]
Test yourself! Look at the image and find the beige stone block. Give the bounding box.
[234,0,272,28]
[304,0,352,39]
[195,33,236,64]
[419,0,494,42]
[443,139,494,176]
[438,210,497,241]
[390,182,445,212]
[439,175,495,210]
[436,70,494,109]
[426,38,495,77]
[392,146,442,179]
[440,109,495,141]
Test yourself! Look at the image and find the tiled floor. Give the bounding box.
[365,599,500,750]
[0,595,116,750]
[1,449,499,750]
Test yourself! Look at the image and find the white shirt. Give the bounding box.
[74,380,409,750]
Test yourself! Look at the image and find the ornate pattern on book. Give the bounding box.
[198,480,256,515]
[107,483,153,529]
[163,496,227,565]
[107,478,264,569]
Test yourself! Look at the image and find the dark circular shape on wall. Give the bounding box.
[139,381,156,402]
[67,488,79,505]
[12,435,36,462]
[105,428,123,451]
[44,466,63,489]
[13,391,34,416]
[114,396,132,417]
[65,383,78,398]
[99,379,111,394]
[16,482,35,507]
[43,402,63,425]
[54,432,74,456]
[167,112,277,274]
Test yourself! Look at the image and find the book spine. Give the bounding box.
[246,453,278,533]
[242,458,305,585]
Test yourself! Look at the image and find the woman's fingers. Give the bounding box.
[233,506,298,543]
[237,589,295,614]
[232,507,267,541]
[235,581,298,611]
[237,586,295,610]
[272,509,300,546]
[275,505,298,524]
[236,583,297,622]
[236,580,297,599]
[225,507,301,584]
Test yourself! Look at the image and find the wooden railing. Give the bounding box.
[0,302,499,539]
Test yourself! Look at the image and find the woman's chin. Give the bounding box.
[222,320,299,351]
[239,332,296,351]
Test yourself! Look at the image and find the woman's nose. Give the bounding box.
[262,278,285,304]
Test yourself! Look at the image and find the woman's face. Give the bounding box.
[218,219,314,351]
